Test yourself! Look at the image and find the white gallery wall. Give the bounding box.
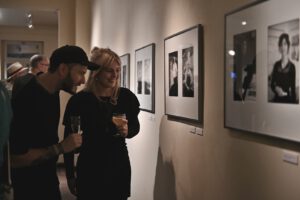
[91,0,300,200]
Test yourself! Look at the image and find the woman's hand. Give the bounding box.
[117,119,128,137]
[275,86,287,97]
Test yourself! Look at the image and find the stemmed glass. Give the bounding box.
[112,113,127,137]
[70,115,82,134]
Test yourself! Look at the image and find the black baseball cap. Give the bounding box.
[49,45,100,71]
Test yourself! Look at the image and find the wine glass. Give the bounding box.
[112,113,127,137]
[70,115,81,134]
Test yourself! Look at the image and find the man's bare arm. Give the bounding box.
[11,134,82,168]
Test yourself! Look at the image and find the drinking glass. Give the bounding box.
[70,115,81,134]
[112,113,127,137]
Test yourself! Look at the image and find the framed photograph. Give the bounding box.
[120,53,130,88]
[1,40,43,79]
[135,43,155,113]
[225,0,300,142]
[164,24,204,123]
[6,41,43,59]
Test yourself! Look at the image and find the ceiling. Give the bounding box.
[0,8,58,27]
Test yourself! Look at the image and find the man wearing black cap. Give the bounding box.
[9,45,99,200]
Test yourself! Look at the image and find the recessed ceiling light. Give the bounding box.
[26,12,34,29]
[228,50,235,56]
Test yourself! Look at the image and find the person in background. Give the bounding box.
[0,81,12,200]
[63,47,140,200]
[4,62,28,97]
[9,45,99,200]
[12,54,49,98]
[29,54,50,75]
[270,33,297,103]
[0,61,27,199]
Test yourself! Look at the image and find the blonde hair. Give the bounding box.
[85,47,121,105]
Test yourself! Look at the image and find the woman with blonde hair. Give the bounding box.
[63,47,140,200]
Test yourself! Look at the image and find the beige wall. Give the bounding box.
[0,0,76,44]
[91,0,300,200]
[0,25,58,78]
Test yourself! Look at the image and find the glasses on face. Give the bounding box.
[40,63,49,67]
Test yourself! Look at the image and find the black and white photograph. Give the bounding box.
[182,47,194,97]
[164,25,204,123]
[233,30,256,101]
[169,51,178,96]
[122,65,127,87]
[135,43,155,113]
[144,58,151,95]
[120,53,130,88]
[137,60,143,94]
[268,19,299,104]
[225,0,300,142]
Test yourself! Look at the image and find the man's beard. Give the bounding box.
[61,73,77,95]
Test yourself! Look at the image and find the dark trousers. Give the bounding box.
[77,197,127,200]
[13,183,61,200]
[1,143,10,185]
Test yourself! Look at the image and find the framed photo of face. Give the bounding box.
[225,0,300,142]
[135,43,155,113]
[120,53,130,88]
[164,24,204,123]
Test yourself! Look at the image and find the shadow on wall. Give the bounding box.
[153,147,177,200]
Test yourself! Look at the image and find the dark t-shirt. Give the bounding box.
[12,73,35,99]
[9,77,61,199]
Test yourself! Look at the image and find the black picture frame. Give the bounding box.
[135,43,155,113]
[224,0,300,142]
[164,24,204,124]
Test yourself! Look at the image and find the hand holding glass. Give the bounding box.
[70,116,82,134]
[112,113,127,137]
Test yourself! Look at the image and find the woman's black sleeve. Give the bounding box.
[126,91,140,138]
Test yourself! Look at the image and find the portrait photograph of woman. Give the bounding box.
[268,18,299,104]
